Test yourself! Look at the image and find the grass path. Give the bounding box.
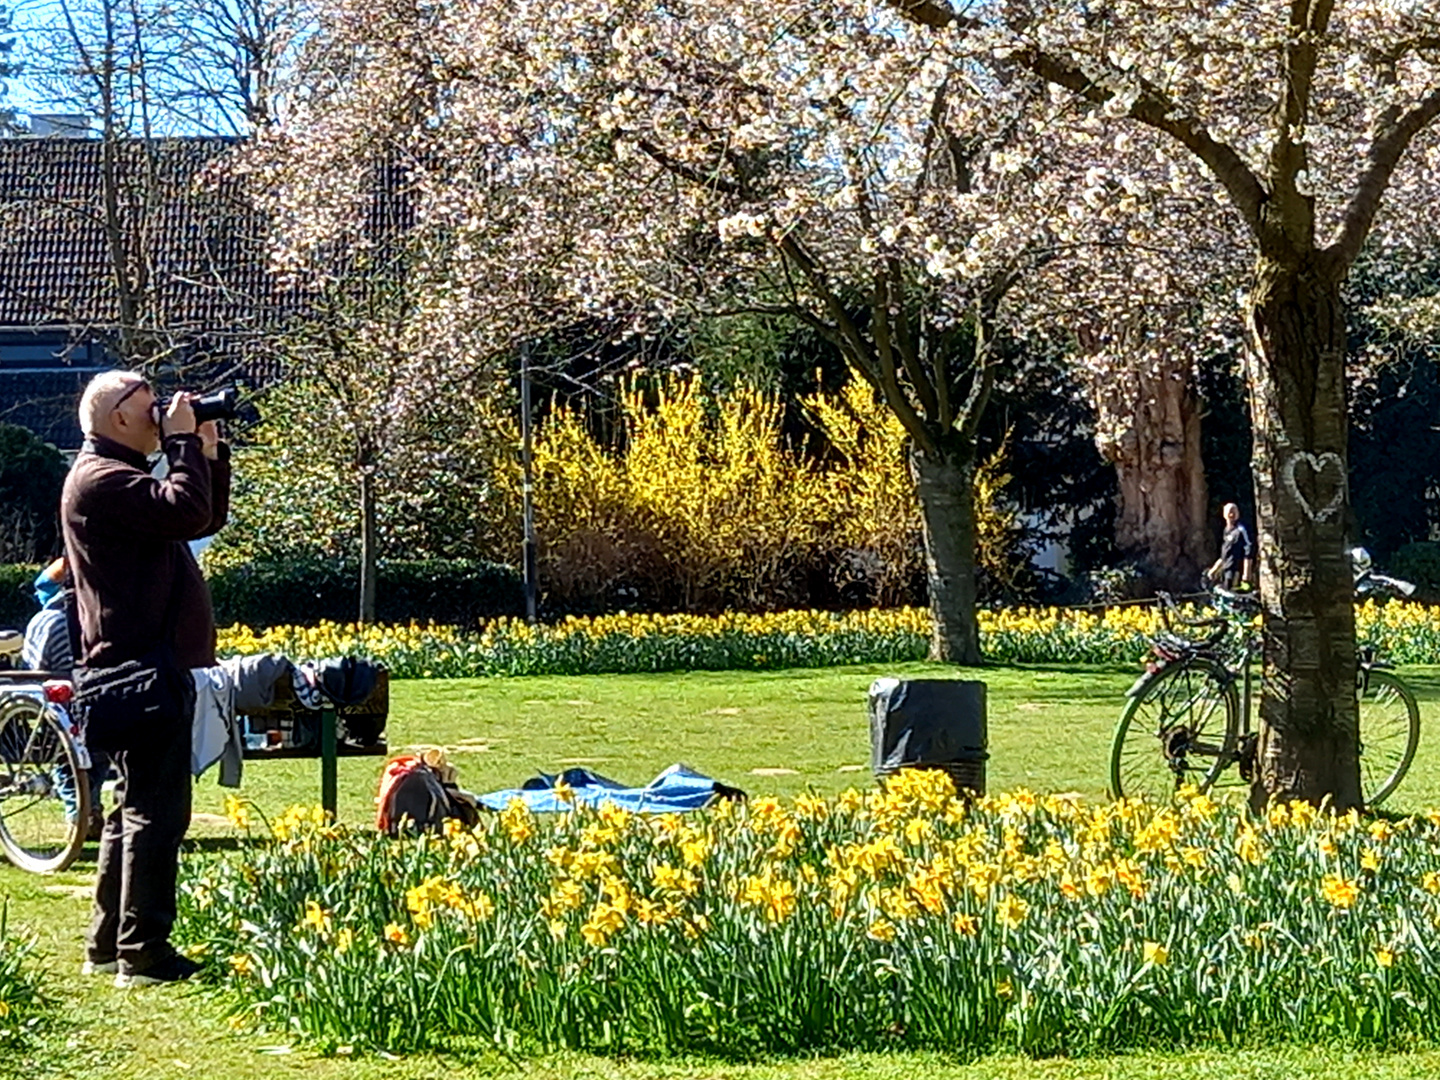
[6,660,1440,1078]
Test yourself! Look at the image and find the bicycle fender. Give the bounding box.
[52,707,90,770]
[1126,671,1155,697]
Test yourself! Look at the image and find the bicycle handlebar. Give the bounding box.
[1154,592,1230,649]
[1155,592,1226,630]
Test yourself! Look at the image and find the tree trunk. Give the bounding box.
[1091,354,1212,592]
[1246,255,1360,809]
[912,441,981,665]
[358,466,378,624]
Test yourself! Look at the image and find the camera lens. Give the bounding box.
[192,386,240,424]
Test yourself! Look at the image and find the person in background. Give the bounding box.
[21,559,70,673]
[1206,502,1253,590]
[21,558,108,840]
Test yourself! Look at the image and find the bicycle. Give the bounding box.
[0,632,92,872]
[1108,584,1421,808]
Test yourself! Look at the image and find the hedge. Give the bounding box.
[1390,542,1440,603]
[206,557,524,628]
[2,559,523,631]
[0,564,40,632]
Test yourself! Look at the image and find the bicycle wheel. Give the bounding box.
[1110,658,1239,801]
[0,694,88,873]
[1357,669,1420,809]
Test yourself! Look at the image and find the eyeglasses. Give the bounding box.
[111,379,153,411]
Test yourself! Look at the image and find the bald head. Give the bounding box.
[79,370,159,454]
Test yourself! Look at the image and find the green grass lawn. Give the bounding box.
[202,661,1138,823]
[7,660,1440,1079]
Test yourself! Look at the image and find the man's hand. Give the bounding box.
[198,420,221,460]
[160,393,197,438]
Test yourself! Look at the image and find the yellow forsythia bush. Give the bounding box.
[530,377,1022,611]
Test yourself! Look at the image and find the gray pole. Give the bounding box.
[520,340,538,623]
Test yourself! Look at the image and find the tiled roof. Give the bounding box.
[0,136,298,353]
[0,135,413,447]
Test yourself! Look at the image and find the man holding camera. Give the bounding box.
[62,370,230,987]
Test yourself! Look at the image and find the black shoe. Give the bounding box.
[114,953,202,988]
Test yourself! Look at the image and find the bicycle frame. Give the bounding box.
[1147,590,1262,773]
[1138,588,1412,792]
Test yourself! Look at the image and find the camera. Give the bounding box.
[191,385,242,424]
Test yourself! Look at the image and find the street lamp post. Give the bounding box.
[520,340,538,623]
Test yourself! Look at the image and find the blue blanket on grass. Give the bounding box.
[479,763,739,813]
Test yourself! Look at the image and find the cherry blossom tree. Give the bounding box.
[893,0,1440,807]
[0,5,19,134]
[250,0,1118,663]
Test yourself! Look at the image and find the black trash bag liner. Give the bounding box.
[869,678,988,788]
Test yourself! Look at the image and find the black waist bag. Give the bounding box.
[74,648,191,753]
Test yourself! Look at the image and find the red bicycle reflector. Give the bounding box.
[42,681,74,706]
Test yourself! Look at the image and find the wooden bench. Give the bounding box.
[239,669,390,817]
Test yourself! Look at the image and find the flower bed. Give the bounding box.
[180,776,1440,1056]
[216,608,933,678]
[213,600,1440,678]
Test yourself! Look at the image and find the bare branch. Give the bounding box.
[1019,48,1268,235]
[1264,0,1335,246]
[635,137,745,197]
[778,232,936,453]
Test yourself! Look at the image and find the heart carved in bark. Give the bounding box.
[1282,451,1345,524]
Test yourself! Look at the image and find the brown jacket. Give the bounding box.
[61,433,231,669]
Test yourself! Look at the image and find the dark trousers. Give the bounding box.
[86,716,191,971]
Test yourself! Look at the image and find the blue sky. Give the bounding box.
[4,0,75,118]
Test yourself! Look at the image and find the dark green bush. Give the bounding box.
[0,564,40,632]
[207,557,524,627]
[0,424,67,564]
[1388,542,1440,602]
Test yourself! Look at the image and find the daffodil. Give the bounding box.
[866,917,897,943]
[995,894,1029,930]
[1321,873,1360,909]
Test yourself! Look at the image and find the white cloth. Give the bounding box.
[291,663,326,709]
[191,666,244,786]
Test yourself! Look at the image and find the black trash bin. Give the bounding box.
[869,678,987,795]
